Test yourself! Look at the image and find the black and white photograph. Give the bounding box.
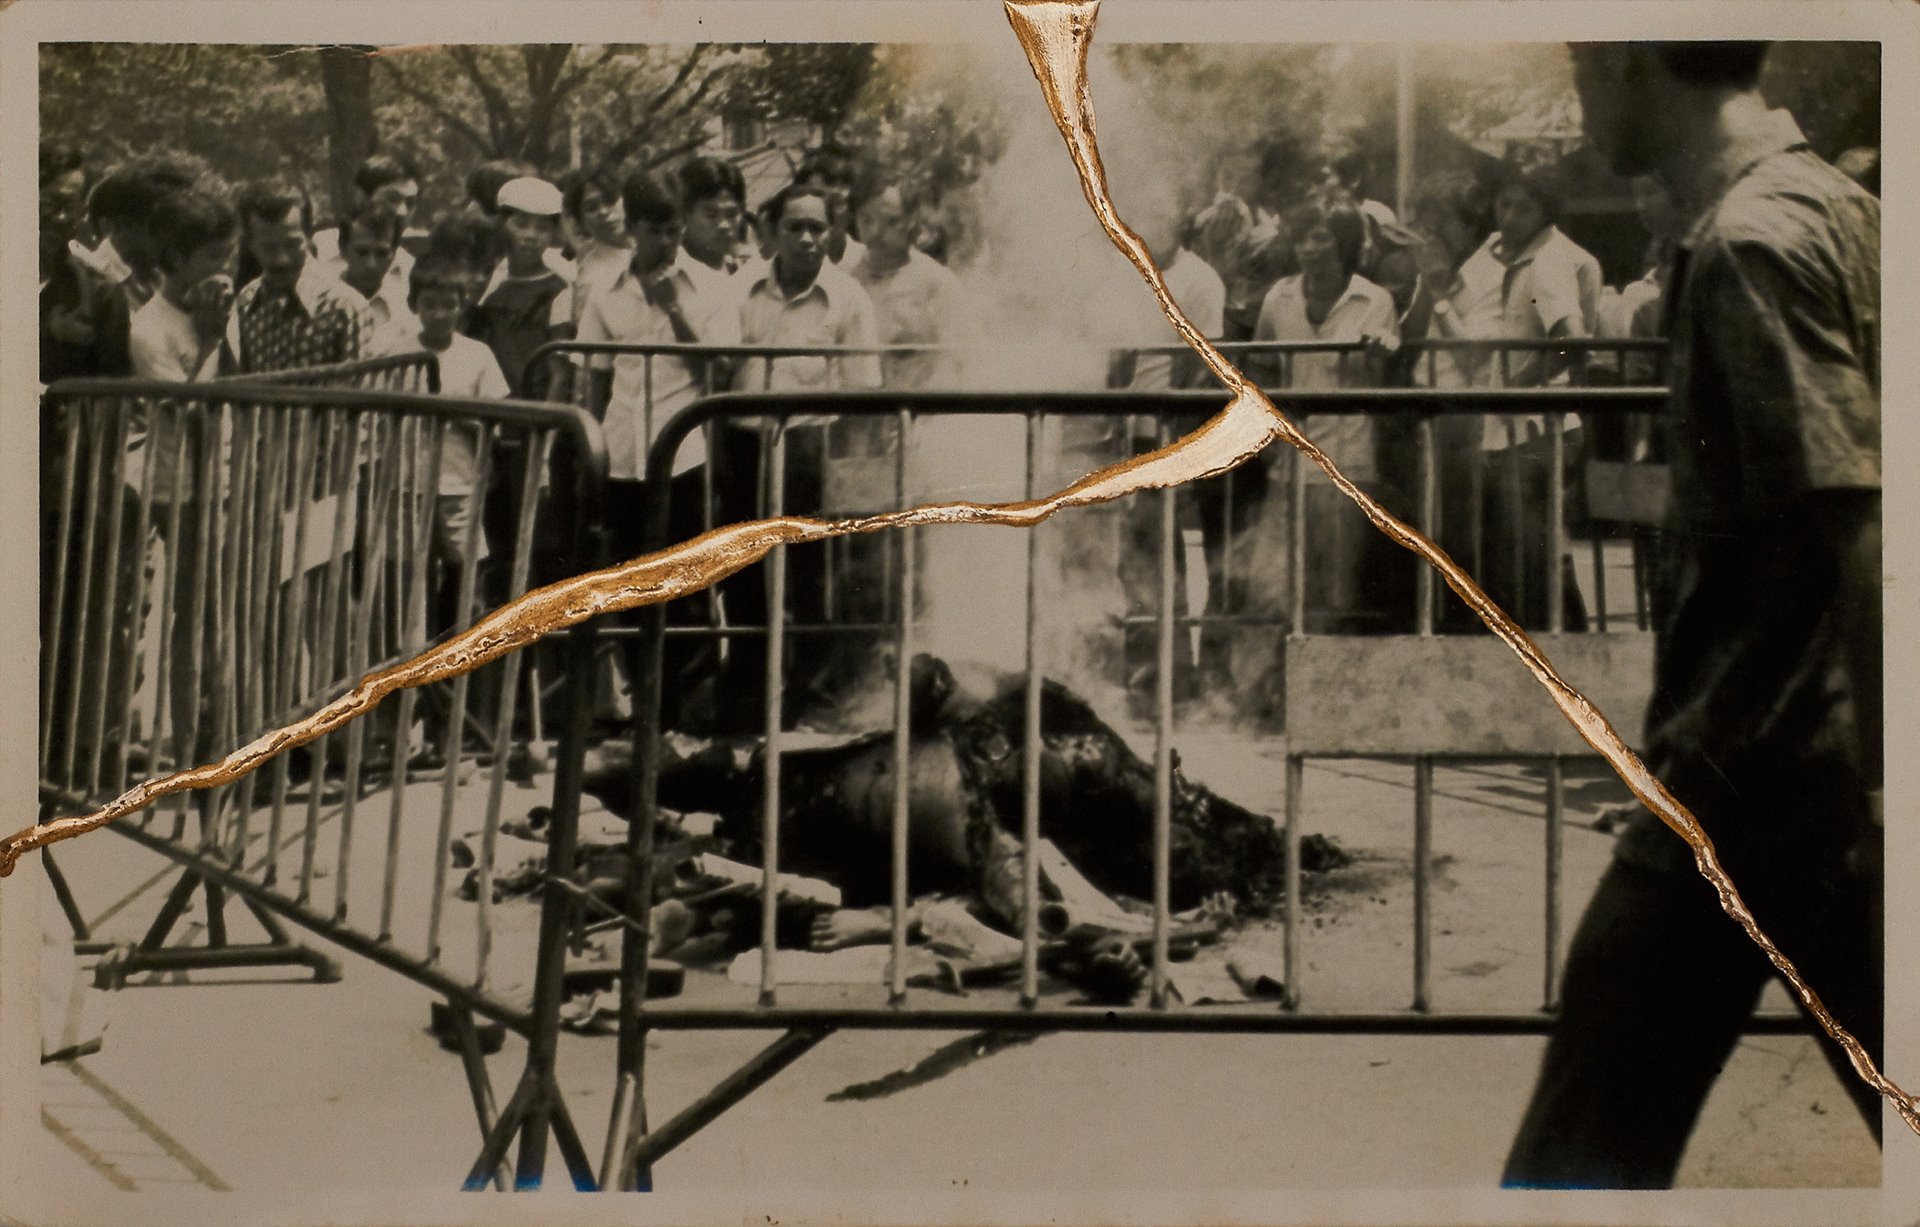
[1,2,1914,1224]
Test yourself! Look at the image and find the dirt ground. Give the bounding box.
[28,722,1880,1214]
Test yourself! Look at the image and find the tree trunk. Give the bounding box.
[319,46,379,222]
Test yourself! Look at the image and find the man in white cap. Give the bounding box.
[468,175,571,397]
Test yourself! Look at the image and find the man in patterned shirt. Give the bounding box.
[227,180,375,374]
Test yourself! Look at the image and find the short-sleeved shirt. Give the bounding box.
[575,252,743,479]
[421,332,510,495]
[1451,225,1601,389]
[228,266,376,375]
[129,292,222,383]
[1616,110,1880,875]
[1127,247,1226,392]
[126,292,224,503]
[847,247,969,389]
[1253,272,1399,479]
[736,260,883,393]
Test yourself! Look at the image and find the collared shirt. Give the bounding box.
[736,259,882,393]
[565,239,636,326]
[575,251,742,479]
[1253,272,1398,479]
[1448,225,1601,389]
[1124,247,1224,392]
[312,227,415,299]
[228,266,376,374]
[847,246,969,389]
[129,292,223,383]
[1615,109,1880,876]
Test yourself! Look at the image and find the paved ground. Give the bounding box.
[32,728,1879,1213]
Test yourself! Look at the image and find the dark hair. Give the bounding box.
[1284,199,1366,280]
[408,253,469,306]
[560,168,622,223]
[339,208,404,250]
[795,144,857,190]
[1496,165,1564,228]
[1253,132,1317,208]
[353,152,419,197]
[237,180,314,236]
[40,141,84,189]
[427,214,501,269]
[1330,150,1368,189]
[679,156,746,210]
[147,189,238,274]
[766,183,836,227]
[87,152,206,228]
[619,171,682,229]
[1410,171,1495,241]
[1654,41,1770,88]
[465,159,535,213]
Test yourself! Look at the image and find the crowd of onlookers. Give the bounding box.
[35,127,1871,725]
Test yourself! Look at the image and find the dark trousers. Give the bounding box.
[606,471,714,734]
[708,423,831,729]
[1503,816,1882,1188]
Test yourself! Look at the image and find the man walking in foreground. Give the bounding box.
[1504,41,1883,1188]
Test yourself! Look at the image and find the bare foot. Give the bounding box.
[809,907,893,951]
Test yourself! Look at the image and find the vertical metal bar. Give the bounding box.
[152,411,194,831]
[336,415,400,922]
[476,429,551,993]
[1416,414,1437,637]
[1544,755,1564,1011]
[299,411,359,904]
[81,403,135,795]
[1288,448,1306,634]
[1591,538,1610,633]
[261,407,304,884]
[888,410,913,1003]
[1504,418,1525,626]
[1021,411,1044,1007]
[1150,438,1176,1009]
[40,403,83,771]
[428,424,496,964]
[115,401,161,797]
[760,423,788,1006]
[1412,756,1434,1012]
[1283,754,1303,1010]
[1547,411,1566,635]
[61,396,111,789]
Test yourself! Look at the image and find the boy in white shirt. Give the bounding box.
[127,189,238,384]
[403,254,509,588]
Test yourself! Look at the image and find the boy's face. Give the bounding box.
[175,235,238,290]
[247,205,310,292]
[628,215,683,276]
[577,186,626,246]
[683,194,741,261]
[501,209,557,265]
[366,178,419,227]
[342,230,396,289]
[413,286,463,346]
[1493,186,1548,249]
[775,195,829,282]
[798,173,851,233]
[1293,223,1339,277]
[855,188,912,264]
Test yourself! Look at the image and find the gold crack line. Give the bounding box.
[1005,0,1918,1138]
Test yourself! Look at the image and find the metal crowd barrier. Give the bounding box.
[216,349,444,394]
[532,382,1805,1193]
[37,374,610,1190]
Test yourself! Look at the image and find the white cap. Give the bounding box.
[495,177,563,217]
